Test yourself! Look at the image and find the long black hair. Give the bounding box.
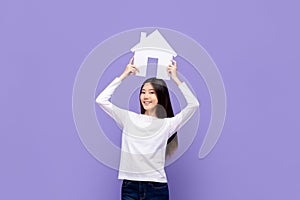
[139,77,178,157]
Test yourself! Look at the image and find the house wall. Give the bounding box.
[133,49,174,79]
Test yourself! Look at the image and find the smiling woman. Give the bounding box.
[95,57,199,200]
[139,77,180,158]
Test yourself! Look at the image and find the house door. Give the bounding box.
[147,57,158,78]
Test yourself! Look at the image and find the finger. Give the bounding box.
[169,63,177,69]
[132,67,139,74]
[168,66,174,72]
[132,66,139,72]
[166,67,171,74]
[129,56,134,65]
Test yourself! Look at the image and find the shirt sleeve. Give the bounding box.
[95,77,127,128]
[168,82,199,137]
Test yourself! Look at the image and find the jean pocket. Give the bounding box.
[122,180,132,188]
[148,182,168,190]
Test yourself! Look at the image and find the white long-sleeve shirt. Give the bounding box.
[96,77,199,183]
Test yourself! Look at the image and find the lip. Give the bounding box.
[143,101,152,105]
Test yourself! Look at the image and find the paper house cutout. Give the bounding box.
[130,29,177,80]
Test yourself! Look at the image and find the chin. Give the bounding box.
[144,107,157,113]
[144,107,152,111]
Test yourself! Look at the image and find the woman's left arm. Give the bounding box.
[167,60,200,136]
[167,59,182,86]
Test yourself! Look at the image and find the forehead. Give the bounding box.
[142,83,155,90]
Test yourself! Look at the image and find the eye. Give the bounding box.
[150,92,155,94]
[141,91,146,94]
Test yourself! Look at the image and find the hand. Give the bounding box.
[119,57,139,81]
[168,60,182,85]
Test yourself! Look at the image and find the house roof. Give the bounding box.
[131,29,177,56]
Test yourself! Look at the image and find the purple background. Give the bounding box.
[1,0,299,199]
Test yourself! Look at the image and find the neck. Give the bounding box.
[144,109,157,117]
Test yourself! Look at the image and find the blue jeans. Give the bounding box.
[121,179,169,200]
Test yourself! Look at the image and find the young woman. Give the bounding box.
[96,57,199,200]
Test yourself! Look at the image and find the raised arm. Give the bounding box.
[119,56,139,81]
[96,57,139,128]
[167,60,200,136]
[167,59,182,86]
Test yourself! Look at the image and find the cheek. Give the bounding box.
[153,96,158,104]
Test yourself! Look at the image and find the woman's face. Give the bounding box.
[140,83,158,114]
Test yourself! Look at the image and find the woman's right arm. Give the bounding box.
[95,77,126,128]
[119,57,139,81]
[95,57,139,128]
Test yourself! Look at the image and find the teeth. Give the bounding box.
[144,101,151,105]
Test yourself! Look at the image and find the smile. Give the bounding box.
[143,101,152,105]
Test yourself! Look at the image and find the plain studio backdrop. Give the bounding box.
[1,0,299,200]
